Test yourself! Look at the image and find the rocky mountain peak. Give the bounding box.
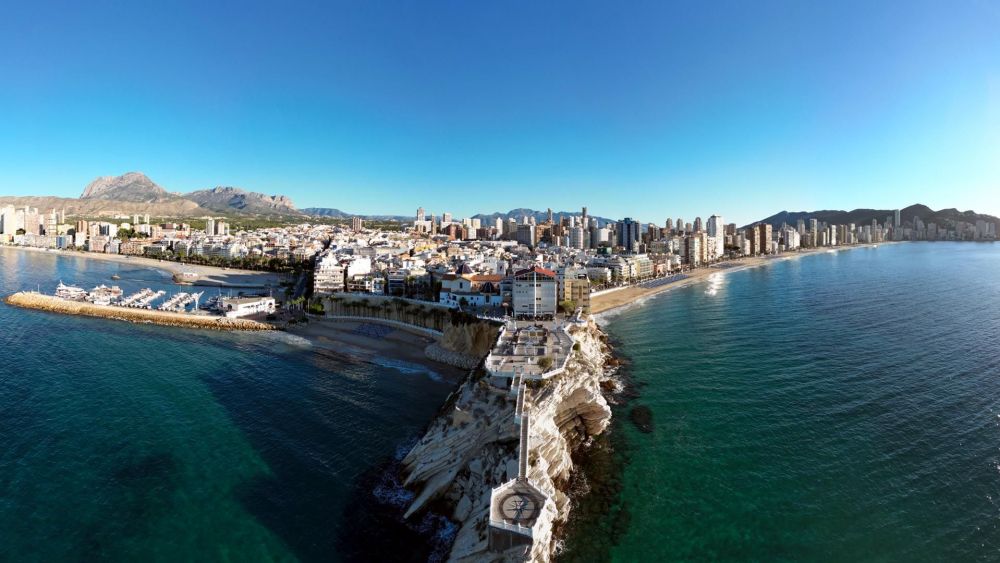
[80,172,167,200]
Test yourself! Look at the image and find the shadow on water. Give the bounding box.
[330,450,456,562]
[83,452,179,559]
[195,357,453,562]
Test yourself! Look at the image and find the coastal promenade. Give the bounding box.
[0,245,282,288]
[4,291,273,331]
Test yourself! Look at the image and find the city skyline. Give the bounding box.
[1,1,999,226]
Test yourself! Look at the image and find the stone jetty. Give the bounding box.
[4,292,273,332]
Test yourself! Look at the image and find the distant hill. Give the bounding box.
[300,208,411,221]
[751,204,1000,230]
[300,207,351,218]
[185,186,300,216]
[1,172,302,218]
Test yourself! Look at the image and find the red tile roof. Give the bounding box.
[513,266,556,279]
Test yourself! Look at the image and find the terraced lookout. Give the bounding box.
[487,321,576,555]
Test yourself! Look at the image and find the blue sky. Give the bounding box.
[0,0,997,225]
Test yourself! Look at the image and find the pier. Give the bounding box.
[158,291,202,312]
[4,292,274,331]
[121,288,154,307]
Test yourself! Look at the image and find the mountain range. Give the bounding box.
[1,173,997,230]
[0,172,304,218]
[751,204,1000,230]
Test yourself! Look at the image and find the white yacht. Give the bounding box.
[55,282,88,301]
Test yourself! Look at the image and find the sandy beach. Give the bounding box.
[289,318,468,382]
[0,245,285,288]
[591,244,887,315]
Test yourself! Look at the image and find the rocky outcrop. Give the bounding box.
[81,172,175,202]
[401,320,613,562]
[438,321,500,358]
[423,320,501,368]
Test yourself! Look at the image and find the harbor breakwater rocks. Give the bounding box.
[401,320,614,562]
[4,292,274,331]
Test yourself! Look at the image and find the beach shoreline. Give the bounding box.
[288,317,468,382]
[591,243,890,316]
[0,245,285,288]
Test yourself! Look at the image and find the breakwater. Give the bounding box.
[4,292,273,331]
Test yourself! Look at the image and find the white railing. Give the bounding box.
[488,519,534,538]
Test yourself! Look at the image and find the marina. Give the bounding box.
[86,284,123,306]
[4,291,273,331]
[4,275,275,331]
[158,291,203,312]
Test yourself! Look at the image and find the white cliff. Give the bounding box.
[401,319,614,562]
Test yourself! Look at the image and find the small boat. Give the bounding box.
[111,274,121,280]
[55,281,88,301]
[173,271,200,284]
[199,294,221,311]
[87,284,124,305]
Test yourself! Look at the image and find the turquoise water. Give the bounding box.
[0,248,458,562]
[564,242,1000,561]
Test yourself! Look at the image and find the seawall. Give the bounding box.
[4,292,274,331]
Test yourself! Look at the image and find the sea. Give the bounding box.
[0,248,460,562]
[560,242,1000,561]
[5,243,1000,563]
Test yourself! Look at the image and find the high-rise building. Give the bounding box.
[205,218,216,237]
[0,205,16,236]
[693,217,703,232]
[516,223,536,247]
[894,209,901,228]
[745,226,761,255]
[352,216,363,232]
[706,215,723,237]
[45,210,58,236]
[707,215,724,258]
[683,234,702,266]
[616,217,641,254]
[756,223,773,254]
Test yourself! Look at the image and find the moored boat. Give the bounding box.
[55,282,88,301]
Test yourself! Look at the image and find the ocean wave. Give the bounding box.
[373,356,444,382]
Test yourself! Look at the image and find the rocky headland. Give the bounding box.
[400,319,616,562]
